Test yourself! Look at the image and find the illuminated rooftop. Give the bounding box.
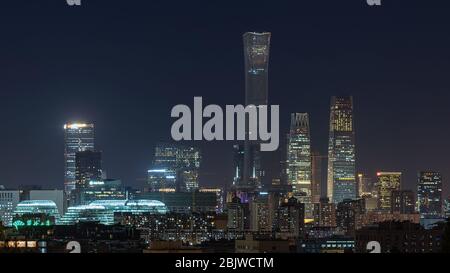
[63,123,94,130]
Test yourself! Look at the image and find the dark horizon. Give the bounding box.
[1,0,450,197]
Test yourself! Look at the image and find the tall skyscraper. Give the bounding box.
[243,32,270,106]
[377,172,402,211]
[64,123,95,192]
[147,143,201,192]
[241,32,271,192]
[417,171,443,218]
[287,113,312,216]
[327,96,356,203]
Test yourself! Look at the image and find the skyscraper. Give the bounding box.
[417,171,443,219]
[357,173,373,197]
[287,113,312,216]
[327,96,356,203]
[75,150,103,190]
[243,32,270,106]
[64,123,95,192]
[147,143,201,192]
[241,32,271,192]
[377,172,401,211]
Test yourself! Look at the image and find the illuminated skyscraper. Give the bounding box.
[417,171,443,218]
[287,113,312,216]
[357,173,373,197]
[147,143,201,192]
[327,96,356,203]
[64,123,95,192]
[376,172,401,211]
[241,32,271,192]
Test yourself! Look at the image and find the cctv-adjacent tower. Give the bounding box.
[241,32,271,192]
[287,113,312,217]
[327,96,356,203]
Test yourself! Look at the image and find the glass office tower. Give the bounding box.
[327,96,356,203]
[377,172,402,211]
[417,171,443,218]
[147,143,201,192]
[64,123,95,192]
[241,32,271,192]
[287,113,312,216]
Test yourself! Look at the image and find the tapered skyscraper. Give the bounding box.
[287,113,312,216]
[243,32,270,106]
[64,123,95,192]
[241,32,271,192]
[327,96,356,203]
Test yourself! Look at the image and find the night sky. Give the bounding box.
[0,0,449,197]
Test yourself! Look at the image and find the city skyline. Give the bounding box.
[0,0,450,198]
[2,0,450,258]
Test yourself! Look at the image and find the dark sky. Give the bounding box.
[0,0,449,197]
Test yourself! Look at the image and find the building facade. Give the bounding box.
[0,190,20,226]
[377,172,402,211]
[147,143,201,192]
[287,113,312,217]
[391,190,415,214]
[64,123,95,192]
[417,171,443,219]
[242,32,271,192]
[327,96,356,203]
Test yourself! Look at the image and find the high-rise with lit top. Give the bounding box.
[64,122,95,192]
[287,113,312,216]
[327,96,356,203]
[241,32,271,193]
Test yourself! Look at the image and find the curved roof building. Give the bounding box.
[13,200,61,220]
[59,199,168,225]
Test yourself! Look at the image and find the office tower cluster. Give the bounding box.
[223,32,447,253]
[0,32,448,254]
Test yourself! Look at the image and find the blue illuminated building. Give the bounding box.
[59,199,168,225]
